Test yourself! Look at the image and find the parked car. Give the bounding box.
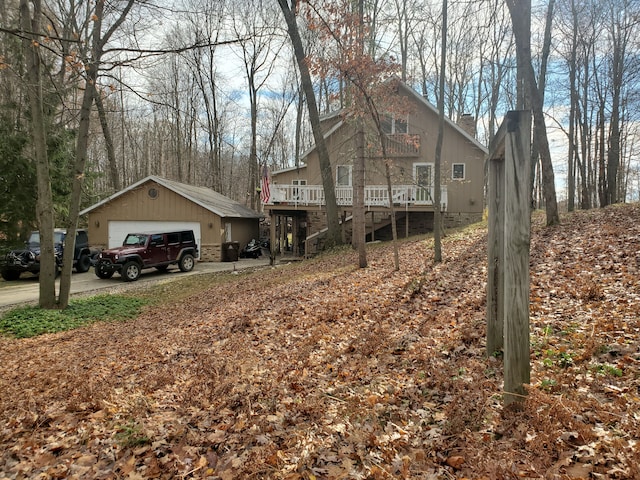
[0,229,93,281]
[94,230,198,282]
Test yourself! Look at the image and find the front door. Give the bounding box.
[414,163,433,204]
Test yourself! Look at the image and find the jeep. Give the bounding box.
[0,229,93,281]
[94,230,198,282]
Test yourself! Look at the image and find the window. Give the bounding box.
[150,234,164,246]
[167,233,180,244]
[452,163,465,180]
[381,114,409,134]
[337,165,352,186]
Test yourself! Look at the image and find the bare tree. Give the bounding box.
[433,0,447,264]
[506,0,560,226]
[232,0,285,210]
[277,0,342,247]
[19,0,57,307]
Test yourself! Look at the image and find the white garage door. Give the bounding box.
[108,221,202,259]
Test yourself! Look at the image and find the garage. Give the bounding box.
[80,176,262,262]
[108,221,202,258]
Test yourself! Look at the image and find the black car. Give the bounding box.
[0,229,93,281]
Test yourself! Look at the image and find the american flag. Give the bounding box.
[260,164,270,204]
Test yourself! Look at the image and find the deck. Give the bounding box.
[266,184,448,210]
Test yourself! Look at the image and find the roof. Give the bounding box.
[273,80,487,175]
[271,164,308,175]
[80,176,262,219]
[397,82,488,154]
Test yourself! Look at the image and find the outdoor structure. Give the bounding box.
[80,176,262,262]
[486,110,532,406]
[263,80,488,256]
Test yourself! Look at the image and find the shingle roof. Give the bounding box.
[80,176,262,219]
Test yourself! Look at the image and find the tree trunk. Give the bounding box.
[384,160,400,271]
[277,0,341,247]
[506,0,559,226]
[567,0,578,212]
[95,92,121,192]
[531,0,555,210]
[59,0,135,308]
[354,123,367,268]
[20,0,57,308]
[433,0,447,264]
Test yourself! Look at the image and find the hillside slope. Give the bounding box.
[0,204,639,479]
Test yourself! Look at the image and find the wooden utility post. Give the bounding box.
[486,110,532,406]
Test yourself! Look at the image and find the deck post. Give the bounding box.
[269,211,276,265]
[486,110,532,406]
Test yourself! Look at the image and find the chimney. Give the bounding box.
[457,113,476,138]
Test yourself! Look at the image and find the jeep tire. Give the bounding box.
[76,253,91,273]
[1,269,20,281]
[95,264,114,279]
[122,261,141,282]
[178,253,195,272]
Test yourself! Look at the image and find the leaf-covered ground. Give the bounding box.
[1,204,639,479]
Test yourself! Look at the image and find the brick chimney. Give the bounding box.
[457,113,476,138]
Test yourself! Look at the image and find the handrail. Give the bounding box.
[267,184,447,210]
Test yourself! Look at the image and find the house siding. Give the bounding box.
[266,81,487,246]
[85,180,260,261]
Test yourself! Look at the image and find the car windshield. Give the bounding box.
[27,231,65,245]
[123,234,148,246]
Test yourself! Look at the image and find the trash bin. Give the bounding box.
[222,242,239,262]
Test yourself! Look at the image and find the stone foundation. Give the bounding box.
[442,212,483,229]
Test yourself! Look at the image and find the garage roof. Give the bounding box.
[80,175,263,219]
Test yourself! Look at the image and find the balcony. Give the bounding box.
[267,184,448,210]
[382,134,421,157]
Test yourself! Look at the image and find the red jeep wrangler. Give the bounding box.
[94,230,198,282]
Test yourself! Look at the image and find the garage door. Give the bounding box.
[108,221,202,259]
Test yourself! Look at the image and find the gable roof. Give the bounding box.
[80,175,262,219]
[279,80,487,171]
[397,82,488,154]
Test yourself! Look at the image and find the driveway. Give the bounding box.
[0,258,271,309]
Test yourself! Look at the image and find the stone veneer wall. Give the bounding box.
[200,244,221,262]
[442,212,483,228]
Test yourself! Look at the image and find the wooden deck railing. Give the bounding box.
[267,184,447,210]
[382,134,421,156]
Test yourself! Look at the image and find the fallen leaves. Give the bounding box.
[0,204,639,478]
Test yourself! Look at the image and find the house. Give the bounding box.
[80,175,262,261]
[263,80,488,256]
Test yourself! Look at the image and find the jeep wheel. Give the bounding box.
[178,253,195,272]
[76,253,91,273]
[122,261,141,282]
[95,264,114,279]
[1,269,20,281]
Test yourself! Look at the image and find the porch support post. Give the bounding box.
[370,211,375,242]
[292,215,299,256]
[406,206,409,238]
[269,211,276,266]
